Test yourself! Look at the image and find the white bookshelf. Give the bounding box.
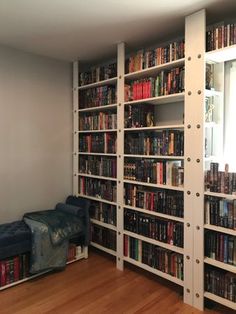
[203,24,236,311]
[74,58,118,257]
[72,10,236,311]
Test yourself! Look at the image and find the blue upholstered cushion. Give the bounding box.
[0,221,31,260]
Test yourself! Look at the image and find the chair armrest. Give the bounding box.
[55,203,84,218]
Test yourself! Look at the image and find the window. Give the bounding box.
[224,60,236,171]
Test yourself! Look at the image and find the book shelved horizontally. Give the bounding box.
[73,59,118,257]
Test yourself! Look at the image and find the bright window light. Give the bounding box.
[224,61,236,171]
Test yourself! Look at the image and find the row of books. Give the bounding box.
[126,40,185,73]
[124,208,183,247]
[79,62,117,86]
[67,244,83,262]
[205,231,236,266]
[205,196,236,230]
[124,236,184,280]
[124,130,184,156]
[124,160,184,187]
[205,266,236,302]
[124,104,155,128]
[124,67,185,102]
[79,111,117,131]
[206,22,236,52]
[124,184,184,218]
[79,133,117,154]
[90,201,117,226]
[79,177,117,202]
[205,163,236,194]
[0,253,30,287]
[91,225,116,251]
[79,85,116,109]
[79,155,117,178]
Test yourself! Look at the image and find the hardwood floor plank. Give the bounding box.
[0,250,235,314]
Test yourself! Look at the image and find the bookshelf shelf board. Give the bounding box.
[205,89,222,97]
[90,218,117,231]
[78,152,117,157]
[204,122,217,128]
[79,129,117,133]
[204,191,236,200]
[204,224,236,236]
[66,252,88,265]
[124,124,184,132]
[123,230,184,254]
[204,156,217,162]
[0,270,51,291]
[123,179,184,191]
[124,58,185,80]
[78,173,117,182]
[77,194,117,206]
[124,205,184,223]
[123,256,184,286]
[78,104,117,113]
[204,292,236,311]
[206,45,236,63]
[124,154,184,160]
[124,93,184,106]
[78,77,117,90]
[90,241,117,256]
[204,257,236,274]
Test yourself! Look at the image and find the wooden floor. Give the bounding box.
[0,249,235,314]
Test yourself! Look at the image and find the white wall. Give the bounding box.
[0,45,72,223]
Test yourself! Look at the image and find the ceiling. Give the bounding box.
[0,0,236,63]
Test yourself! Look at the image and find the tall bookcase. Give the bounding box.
[73,9,236,311]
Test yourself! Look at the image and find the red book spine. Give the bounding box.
[14,256,20,282]
[0,261,6,287]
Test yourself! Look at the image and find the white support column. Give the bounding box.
[185,10,205,310]
[73,61,79,196]
[116,42,125,270]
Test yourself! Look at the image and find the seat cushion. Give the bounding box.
[0,221,31,260]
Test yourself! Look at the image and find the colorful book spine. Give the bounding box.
[124,235,184,280]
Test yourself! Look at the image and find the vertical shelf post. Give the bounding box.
[73,61,79,196]
[116,42,125,270]
[185,9,205,310]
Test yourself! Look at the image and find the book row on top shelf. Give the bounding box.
[206,21,236,52]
